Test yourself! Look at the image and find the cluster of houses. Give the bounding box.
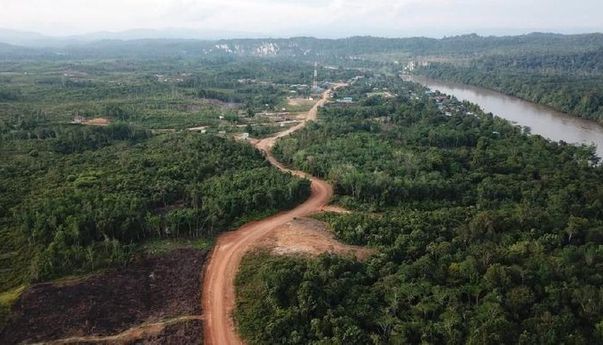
[289,84,310,96]
[425,90,475,117]
[336,97,354,104]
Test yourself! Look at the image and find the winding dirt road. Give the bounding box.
[201,85,344,345]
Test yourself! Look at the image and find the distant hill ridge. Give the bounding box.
[0,29,602,60]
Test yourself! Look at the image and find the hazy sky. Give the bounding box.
[1,0,602,38]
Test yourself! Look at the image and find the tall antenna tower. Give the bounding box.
[312,61,318,90]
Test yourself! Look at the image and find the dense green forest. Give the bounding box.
[0,129,310,289]
[0,57,333,326]
[2,32,603,342]
[236,75,603,344]
[415,49,603,123]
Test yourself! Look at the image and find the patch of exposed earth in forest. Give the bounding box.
[258,217,372,260]
[0,248,206,344]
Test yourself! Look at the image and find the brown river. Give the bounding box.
[405,75,603,158]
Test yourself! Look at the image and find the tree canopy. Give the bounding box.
[237,75,603,344]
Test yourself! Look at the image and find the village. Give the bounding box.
[69,62,366,141]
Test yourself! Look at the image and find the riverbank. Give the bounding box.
[404,74,603,158]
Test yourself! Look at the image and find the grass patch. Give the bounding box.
[139,237,213,256]
[0,285,25,329]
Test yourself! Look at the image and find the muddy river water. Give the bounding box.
[405,75,603,158]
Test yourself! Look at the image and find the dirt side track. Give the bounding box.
[0,248,206,344]
[202,85,346,345]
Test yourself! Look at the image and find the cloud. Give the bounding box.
[0,0,601,37]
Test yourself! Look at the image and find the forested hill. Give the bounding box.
[470,48,603,75]
[1,32,602,60]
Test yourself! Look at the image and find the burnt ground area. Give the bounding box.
[134,319,203,345]
[0,248,206,344]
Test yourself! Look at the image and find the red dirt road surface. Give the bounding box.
[202,85,346,345]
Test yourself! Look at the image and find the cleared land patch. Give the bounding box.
[0,248,206,344]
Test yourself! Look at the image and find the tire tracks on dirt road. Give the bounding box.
[201,84,346,345]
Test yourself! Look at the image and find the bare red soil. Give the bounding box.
[260,217,372,260]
